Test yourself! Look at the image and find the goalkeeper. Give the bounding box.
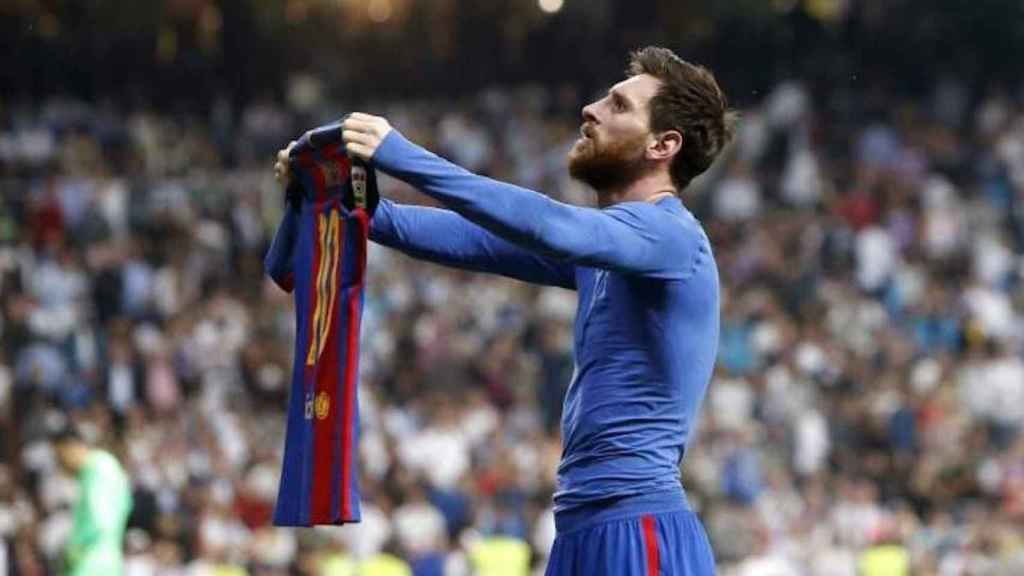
[53,424,133,576]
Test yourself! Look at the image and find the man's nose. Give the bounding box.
[581,103,598,124]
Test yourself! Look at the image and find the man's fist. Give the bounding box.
[342,113,393,162]
[274,140,297,185]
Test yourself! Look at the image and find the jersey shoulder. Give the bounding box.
[87,450,127,482]
[606,198,707,239]
[606,199,712,281]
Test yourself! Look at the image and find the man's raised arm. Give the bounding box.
[273,132,575,289]
[343,116,697,280]
[371,198,576,289]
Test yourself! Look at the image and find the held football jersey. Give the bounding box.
[264,121,379,526]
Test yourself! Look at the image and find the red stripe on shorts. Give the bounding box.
[642,514,660,576]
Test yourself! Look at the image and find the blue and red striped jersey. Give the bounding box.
[265,124,379,526]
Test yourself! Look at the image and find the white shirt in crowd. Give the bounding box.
[393,500,447,556]
[400,427,470,490]
[855,226,896,293]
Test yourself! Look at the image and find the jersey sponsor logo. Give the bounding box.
[306,208,342,366]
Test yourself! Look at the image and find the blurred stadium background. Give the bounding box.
[2,0,1024,574]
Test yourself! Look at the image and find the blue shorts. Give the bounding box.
[545,490,715,576]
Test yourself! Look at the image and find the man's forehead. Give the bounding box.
[610,74,660,103]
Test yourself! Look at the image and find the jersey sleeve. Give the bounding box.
[370,198,576,289]
[372,131,699,279]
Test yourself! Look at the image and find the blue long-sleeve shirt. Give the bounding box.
[370,131,720,513]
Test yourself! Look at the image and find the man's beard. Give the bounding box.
[568,131,649,192]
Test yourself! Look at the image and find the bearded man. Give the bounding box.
[277,46,735,575]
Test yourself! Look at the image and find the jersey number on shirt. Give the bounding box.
[306,208,342,366]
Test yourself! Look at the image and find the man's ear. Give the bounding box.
[648,130,683,162]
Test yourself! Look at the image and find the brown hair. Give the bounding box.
[628,46,738,190]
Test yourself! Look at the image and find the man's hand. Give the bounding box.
[274,140,297,185]
[342,113,393,162]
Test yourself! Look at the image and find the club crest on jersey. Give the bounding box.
[315,392,330,420]
[351,166,367,209]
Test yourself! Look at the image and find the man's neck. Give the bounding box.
[596,171,677,208]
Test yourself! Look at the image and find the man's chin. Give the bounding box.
[568,157,607,190]
[569,152,647,192]
[567,140,595,171]
[569,138,590,159]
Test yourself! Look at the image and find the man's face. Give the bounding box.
[54,441,83,474]
[568,74,661,191]
[54,442,74,473]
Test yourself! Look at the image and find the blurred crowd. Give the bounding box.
[2,72,1024,576]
